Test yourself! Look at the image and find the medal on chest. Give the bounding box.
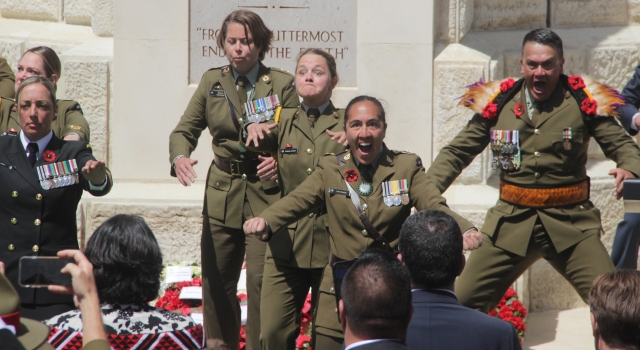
[563,127,572,150]
[490,129,521,171]
[37,159,80,190]
[383,179,409,206]
[245,95,281,123]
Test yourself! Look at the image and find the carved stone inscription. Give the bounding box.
[190,0,357,86]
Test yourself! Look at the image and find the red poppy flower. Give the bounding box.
[345,169,358,182]
[482,102,499,119]
[513,103,524,117]
[568,75,585,90]
[581,98,598,115]
[500,78,515,93]
[43,150,56,163]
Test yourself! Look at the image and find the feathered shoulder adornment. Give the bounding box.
[564,75,624,119]
[458,77,523,120]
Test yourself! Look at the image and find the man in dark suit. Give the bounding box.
[611,66,640,269]
[339,249,412,350]
[399,210,522,350]
[0,76,111,320]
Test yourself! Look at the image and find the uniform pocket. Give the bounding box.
[566,201,602,232]
[481,200,515,237]
[206,173,231,221]
[315,267,342,333]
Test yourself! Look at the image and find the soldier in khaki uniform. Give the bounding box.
[426,29,640,313]
[0,57,16,98]
[243,49,347,350]
[169,10,299,350]
[0,47,89,141]
[244,96,481,350]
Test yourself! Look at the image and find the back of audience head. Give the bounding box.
[589,269,640,350]
[339,248,412,341]
[398,210,465,290]
[84,214,163,305]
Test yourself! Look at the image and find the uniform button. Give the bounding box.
[36,194,42,200]
[32,245,39,253]
[329,287,335,293]
[10,218,17,225]
[241,174,247,181]
[8,244,14,251]
[534,151,540,157]
[362,229,368,237]
[308,213,314,218]
[216,181,220,187]
[580,205,585,210]
[240,154,245,159]
[11,191,17,198]
[306,148,313,155]
[306,168,312,175]
[275,179,279,184]
[363,204,368,210]
[238,118,244,124]
[34,219,41,226]
[534,172,541,179]
[534,129,540,135]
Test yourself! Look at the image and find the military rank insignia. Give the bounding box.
[244,95,281,123]
[383,179,409,206]
[36,159,80,190]
[490,130,521,171]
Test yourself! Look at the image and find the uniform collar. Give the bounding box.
[232,62,260,88]
[20,130,53,159]
[302,100,331,115]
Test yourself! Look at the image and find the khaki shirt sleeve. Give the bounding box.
[59,101,90,141]
[0,57,15,99]
[169,74,210,163]
[426,113,492,192]
[280,76,299,108]
[588,116,640,176]
[412,164,474,232]
[83,339,111,350]
[262,158,327,235]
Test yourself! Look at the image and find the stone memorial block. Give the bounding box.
[551,0,627,27]
[472,0,546,31]
[190,0,356,86]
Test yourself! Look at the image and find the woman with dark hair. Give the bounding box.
[0,46,89,141]
[169,9,299,350]
[243,48,347,349]
[46,214,205,349]
[244,95,482,350]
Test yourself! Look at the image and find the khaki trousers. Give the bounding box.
[202,197,266,350]
[456,219,614,313]
[259,258,323,350]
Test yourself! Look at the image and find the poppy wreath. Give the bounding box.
[488,287,527,343]
[155,278,203,316]
[43,150,56,163]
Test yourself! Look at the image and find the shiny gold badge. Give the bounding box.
[222,66,230,73]
[86,143,91,148]
[262,75,271,83]
[344,153,351,161]
[70,125,82,130]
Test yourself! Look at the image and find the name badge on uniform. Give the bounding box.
[36,159,80,190]
[383,179,409,206]
[245,95,281,123]
[209,89,225,97]
[329,188,350,197]
[280,148,298,155]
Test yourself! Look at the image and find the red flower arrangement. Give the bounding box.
[513,103,524,117]
[345,169,358,182]
[581,98,598,115]
[43,150,56,163]
[488,287,527,343]
[155,278,203,315]
[500,78,515,93]
[568,75,586,90]
[482,102,499,120]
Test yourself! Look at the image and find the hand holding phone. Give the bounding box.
[19,257,74,287]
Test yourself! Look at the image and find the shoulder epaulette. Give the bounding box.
[392,150,416,155]
[269,67,293,76]
[458,77,524,120]
[206,65,229,72]
[563,75,624,121]
[1,128,18,136]
[392,150,422,167]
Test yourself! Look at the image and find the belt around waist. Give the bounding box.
[214,154,261,177]
[499,178,590,208]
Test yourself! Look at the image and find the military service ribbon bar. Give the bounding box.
[383,179,409,206]
[245,95,281,123]
[37,159,80,190]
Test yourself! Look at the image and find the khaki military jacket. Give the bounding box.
[169,63,299,229]
[427,78,640,256]
[247,103,346,268]
[0,57,15,99]
[262,145,474,259]
[0,98,89,141]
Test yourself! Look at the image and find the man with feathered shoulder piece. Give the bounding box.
[426,28,640,312]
